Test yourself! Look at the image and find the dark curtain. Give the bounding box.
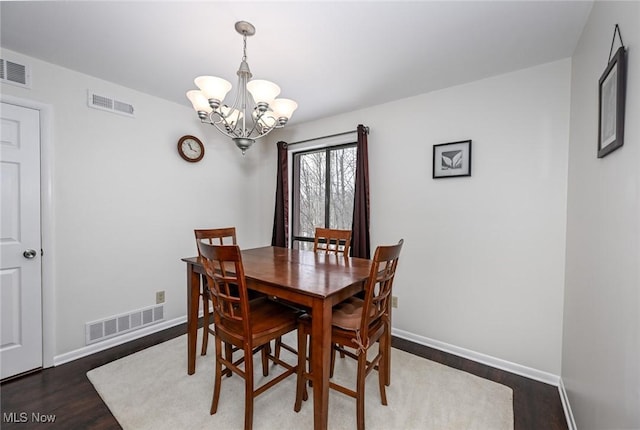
[350,124,371,259]
[271,141,289,247]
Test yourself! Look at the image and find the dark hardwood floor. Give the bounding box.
[1,323,567,429]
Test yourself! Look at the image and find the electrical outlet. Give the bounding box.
[156,291,165,304]
[392,296,398,308]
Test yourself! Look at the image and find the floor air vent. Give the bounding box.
[85,304,164,345]
[0,58,31,88]
[87,90,135,117]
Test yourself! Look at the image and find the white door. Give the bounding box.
[0,102,43,379]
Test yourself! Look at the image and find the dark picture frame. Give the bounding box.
[598,46,627,158]
[433,140,472,179]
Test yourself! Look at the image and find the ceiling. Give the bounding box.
[1,1,593,125]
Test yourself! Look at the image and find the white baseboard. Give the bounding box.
[392,327,560,385]
[53,316,186,366]
[558,378,577,430]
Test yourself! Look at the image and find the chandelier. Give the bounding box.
[186,21,298,154]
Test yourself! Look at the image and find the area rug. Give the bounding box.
[87,330,513,430]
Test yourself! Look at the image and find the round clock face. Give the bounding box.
[178,135,204,162]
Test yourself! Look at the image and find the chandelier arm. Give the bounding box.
[250,110,277,136]
[203,113,279,141]
[246,112,262,137]
[211,119,241,139]
[225,113,243,137]
[207,112,242,139]
[254,123,278,138]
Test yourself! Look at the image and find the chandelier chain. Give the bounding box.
[242,33,248,62]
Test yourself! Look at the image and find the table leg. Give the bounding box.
[310,299,332,430]
[187,262,200,375]
[385,306,392,386]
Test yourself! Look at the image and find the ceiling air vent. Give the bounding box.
[87,90,135,118]
[0,58,31,88]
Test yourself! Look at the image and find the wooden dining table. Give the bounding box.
[182,245,373,430]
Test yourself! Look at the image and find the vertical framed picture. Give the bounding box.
[598,46,627,158]
[433,140,472,179]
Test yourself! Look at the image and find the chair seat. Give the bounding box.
[217,297,300,347]
[298,305,385,355]
[331,297,375,330]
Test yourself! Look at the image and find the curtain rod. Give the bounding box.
[285,126,369,147]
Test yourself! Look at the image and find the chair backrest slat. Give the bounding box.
[360,239,404,336]
[313,228,352,256]
[194,227,237,253]
[197,242,250,336]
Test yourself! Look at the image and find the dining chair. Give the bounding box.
[274,227,353,360]
[198,242,300,430]
[315,228,352,359]
[194,227,237,356]
[313,227,352,255]
[294,239,404,430]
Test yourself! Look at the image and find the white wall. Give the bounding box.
[0,47,575,381]
[274,59,571,375]
[0,49,271,356]
[563,1,640,428]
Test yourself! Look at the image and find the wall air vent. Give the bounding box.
[85,304,164,345]
[0,58,31,88]
[87,90,135,118]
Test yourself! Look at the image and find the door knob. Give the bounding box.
[23,249,37,259]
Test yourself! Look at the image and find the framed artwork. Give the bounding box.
[433,140,472,179]
[598,45,627,158]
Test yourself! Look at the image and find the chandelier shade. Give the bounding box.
[246,79,280,106]
[186,21,297,154]
[185,90,211,114]
[272,98,298,119]
[194,76,232,105]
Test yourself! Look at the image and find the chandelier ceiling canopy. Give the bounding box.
[186,21,298,155]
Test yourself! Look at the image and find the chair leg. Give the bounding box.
[384,325,391,386]
[244,347,254,430]
[356,353,367,430]
[261,343,270,377]
[210,336,223,415]
[294,325,308,412]
[330,343,337,378]
[378,335,388,405]
[201,292,210,356]
[274,336,282,359]
[275,335,298,361]
[378,368,388,406]
[225,343,233,378]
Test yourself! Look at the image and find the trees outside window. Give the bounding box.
[292,144,357,250]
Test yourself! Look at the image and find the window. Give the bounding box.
[292,143,357,250]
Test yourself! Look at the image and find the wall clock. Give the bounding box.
[177,135,204,162]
